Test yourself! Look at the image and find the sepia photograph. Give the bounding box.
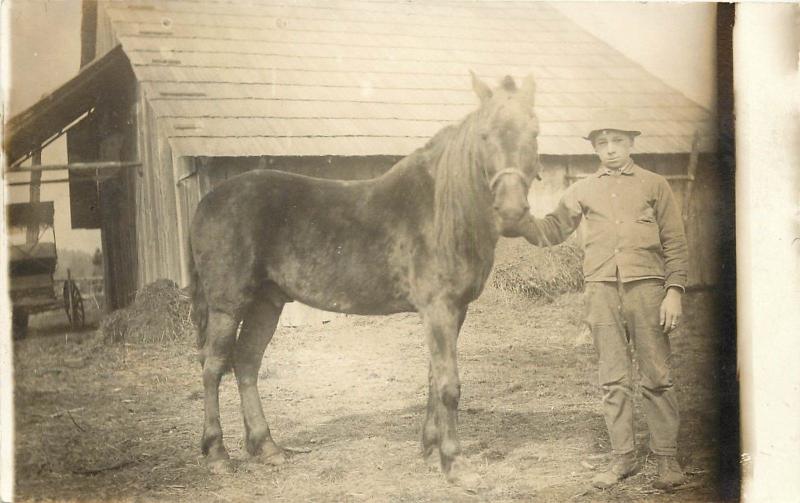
[0,1,758,501]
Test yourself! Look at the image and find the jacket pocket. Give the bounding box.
[636,206,656,224]
[633,220,661,250]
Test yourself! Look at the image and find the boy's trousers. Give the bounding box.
[585,278,679,456]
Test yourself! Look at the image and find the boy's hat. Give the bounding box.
[584,108,641,141]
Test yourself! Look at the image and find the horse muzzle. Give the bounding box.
[490,167,531,225]
[495,204,530,225]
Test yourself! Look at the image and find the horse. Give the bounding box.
[188,73,541,486]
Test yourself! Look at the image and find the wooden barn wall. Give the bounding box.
[133,95,185,290]
[156,119,183,286]
[64,59,139,308]
[67,3,137,230]
[680,155,724,288]
[65,0,138,310]
[532,154,721,288]
[99,165,138,310]
[177,158,202,273]
[66,113,101,229]
[134,90,154,288]
[96,83,139,310]
[83,3,203,302]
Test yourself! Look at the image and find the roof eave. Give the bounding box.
[4,45,131,165]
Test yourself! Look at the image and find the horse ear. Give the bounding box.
[470,70,493,104]
[520,74,536,106]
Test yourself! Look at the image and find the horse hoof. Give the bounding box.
[249,448,289,466]
[207,459,234,474]
[262,451,288,466]
[423,450,440,469]
[445,458,483,492]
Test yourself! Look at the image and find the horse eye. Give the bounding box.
[480,132,489,141]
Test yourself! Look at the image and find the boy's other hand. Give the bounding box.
[660,287,683,333]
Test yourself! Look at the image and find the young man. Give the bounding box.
[515,119,688,490]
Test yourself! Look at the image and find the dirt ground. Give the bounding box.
[14,286,736,502]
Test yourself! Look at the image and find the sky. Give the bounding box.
[3,0,92,252]
[554,2,716,110]
[2,1,716,254]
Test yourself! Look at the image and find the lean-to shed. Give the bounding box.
[5,0,721,310]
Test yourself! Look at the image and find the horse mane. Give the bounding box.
[427,109,495,271]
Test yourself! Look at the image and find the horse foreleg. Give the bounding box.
[422,302,478,486]
[235,298,284,464]
[422,306,466,465]
[421,362,439,464]
[200,310,239,473]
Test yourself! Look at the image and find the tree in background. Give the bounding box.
[55,249,94,279]
[92,247,103,277]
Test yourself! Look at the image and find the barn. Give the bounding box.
[4,0,720,312]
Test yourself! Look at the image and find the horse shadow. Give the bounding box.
[280,403,605,461]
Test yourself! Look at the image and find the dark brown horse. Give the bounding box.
[189,73,540,485]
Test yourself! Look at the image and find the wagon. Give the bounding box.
[8,201,85,338]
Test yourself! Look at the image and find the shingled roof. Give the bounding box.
[95,0,715,157]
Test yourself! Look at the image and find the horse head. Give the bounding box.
[471,72,541,236]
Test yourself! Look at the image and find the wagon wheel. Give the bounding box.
[63,279,85,329]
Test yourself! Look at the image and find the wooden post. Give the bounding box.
[683,130,701,222]
[26,151,42,243]
[67,268,74,327]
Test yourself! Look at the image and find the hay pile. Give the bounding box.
[491,237,584,301]
[100,279,194,344]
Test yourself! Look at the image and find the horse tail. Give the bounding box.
[188,240,208,349]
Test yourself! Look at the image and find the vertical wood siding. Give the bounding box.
[133,97,185,289]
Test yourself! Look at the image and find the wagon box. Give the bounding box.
[6,201,85,337]
[8,202,57,306]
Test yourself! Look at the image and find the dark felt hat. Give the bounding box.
[583,108,642,141]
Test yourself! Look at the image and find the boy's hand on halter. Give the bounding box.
[660,287,683,333]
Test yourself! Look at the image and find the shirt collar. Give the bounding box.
[597,159,635,177]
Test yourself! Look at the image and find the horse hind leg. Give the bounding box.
[200,309,239,473]
[235,292,285,464]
